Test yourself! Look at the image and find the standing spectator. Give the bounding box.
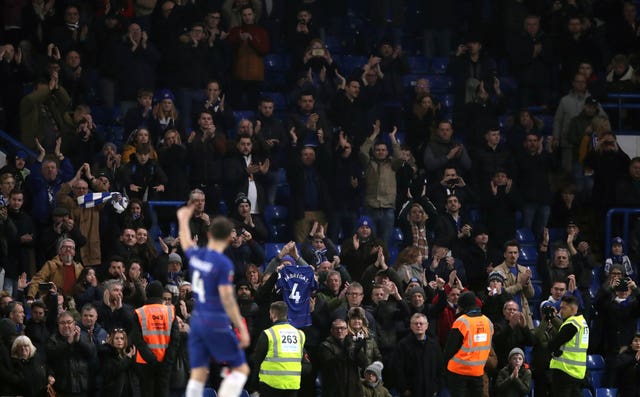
[615,157,640,208]
[480,170,522,251]
[494,347,532,397]
[447,34,497,109]
[148,89,179,143]
[116,23,160,112]
[508,15,553,106]
[122,128,157,166]
[615,332,640,397]
[359,123,402,246]
[98,328,139,396]
[119,143,168,202]
[26,238,84,301]
[19,74,72,152]
[195,80,235,137]
[391,313,443,397]
[340,217,389,282]
[493,241,535,329]
[553,73,606,172]
[287,133,332,243]
[10,335,51,397]
[48,4,94,60]
[423,121,472,183]
[470,128,515,190]
[46,311,96,397]
[0,43,31,137]
[157,128,189,201]
[122,89,154,139]
[317,318,367,397]
[224,133,270,215]
[492,300,534,370]
[227,5,270,109]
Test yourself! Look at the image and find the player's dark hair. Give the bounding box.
[270,301,288,320]
[209,216,234,240]
[561,295,579,307]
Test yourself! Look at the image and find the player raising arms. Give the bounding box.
[177,204,250,397]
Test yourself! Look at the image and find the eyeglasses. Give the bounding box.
[610,272,623,276]
[347,292,363,296]
[59,320,75,325]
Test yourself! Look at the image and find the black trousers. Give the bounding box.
[551,368,583,397]
[446,371,484,397]
[259,382,298,397]
[136,363,171,397]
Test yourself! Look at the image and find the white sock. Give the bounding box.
[217,370,248,397]
[186,379,204,397]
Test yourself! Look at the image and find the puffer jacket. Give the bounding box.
[46,332,96,395]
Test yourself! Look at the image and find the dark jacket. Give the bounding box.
[317,335,368,397]
[391,333,443,397]
[98,344,140,397]
[495,363,532,397]
[11,353,48,397]
[46,331,96,395]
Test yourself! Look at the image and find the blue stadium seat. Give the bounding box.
[203,388,217,397]
[261,92,287,111]
[263,71,287,91]
[408,56,430,74]
[524,346,533,363]
[499,76,518,94]
[533,283,543,299]
[92,105,121,125]
[324,36,342,54]
[437,94,455,112]
[268,224,289,243]
[596,389,618,397]
[428,75,453,93]
[391,227,404,246]
[591,371,605,390]
[218,200,228,216]
[529,266,541,282]
[430,57,448,74]
[518,246,538,265]
[548,227,564,244]
[583,389,594,397]
[276,167,287,185]
[240,390,251,397]
[275,184,290,206]
[265,243,284,260]
[264,205,288,225]
[532,319,540,328]
[515,228,536,244]
[588,354,605,369]
[468,208,481,224]
[233,111,256,124]
[264,54,290,72]
[341,55,368,74]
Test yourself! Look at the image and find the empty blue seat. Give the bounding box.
[203,388,217,397]
[408,56,430,74]
[591,371,605,389]
[324,36,341,54]
[548,227,564,245]
[596,388,618,397]
[403,74,424,88]
[437,94,455,112]
[428,75,453,93]
[264,205,288,224]
[265,243,284,259]
[515,228,536,244]
[529,266,540,282]
[92,105,121,125]
[500,76,518,94]
[233,110,256,124]
[588,355,605,369]
[533,283,543,299]
[264,54,290,72]
[519,246,538,265]
[524,345,533,363]
[391,227,404,245]
[268,224,289,243]
[341,55,367,74]
[430,57,448,74]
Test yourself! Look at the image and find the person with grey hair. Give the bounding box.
[26,238,84,302]
[10,335,52,397]
[97,279,135,334]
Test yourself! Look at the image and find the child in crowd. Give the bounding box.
[361,361,392,397]
[605,237,635,280]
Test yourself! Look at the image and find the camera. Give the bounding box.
[447,177,461,187]
[39,282,53,292]
[542,305,556,321]
[615,277,630,292]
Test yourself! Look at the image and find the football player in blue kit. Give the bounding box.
[177,204,250,397]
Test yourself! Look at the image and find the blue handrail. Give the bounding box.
[0,129,38,159]
[605,208,640,258]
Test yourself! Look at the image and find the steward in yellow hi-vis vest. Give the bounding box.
[444,291,494,397]
[256,301,306,397]
[548,295,588,397]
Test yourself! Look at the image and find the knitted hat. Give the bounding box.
[168,253,182,264]
[458,291,478,311]
[146,280,164,299]
[365,361,384,381]
[15,150,27,160]
[488,271,505,283]
[235,193,251,207]
[356,216,373,231]
[509,347,525,361]
[407,286,426,301]
[612,236,624,246]
[280,255,295,266]
[156,88,175,102]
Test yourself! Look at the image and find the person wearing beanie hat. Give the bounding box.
[482,271,514,324]
[130,277,180,396]
[461,222,502,294]
[340,214,389,282]
[443,290,494,396]
[230,193,268,244]
[361,360,393,397]
[495,347,531,397]
[605,236,634,278]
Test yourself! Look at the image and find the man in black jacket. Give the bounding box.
[392,313,443,397]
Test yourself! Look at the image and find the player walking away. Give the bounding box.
[177,204,250,397]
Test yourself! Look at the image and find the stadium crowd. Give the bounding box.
[1,0,640,396]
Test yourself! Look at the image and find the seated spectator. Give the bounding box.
[605,237,636,279]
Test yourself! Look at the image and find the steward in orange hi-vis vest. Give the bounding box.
[135,303,175,364]
[443,291,494,397]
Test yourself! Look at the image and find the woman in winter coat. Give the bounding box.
[10,335,51,397]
